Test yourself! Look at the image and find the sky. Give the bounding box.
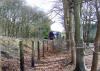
[25,0,64,32]
[25,0,54,12]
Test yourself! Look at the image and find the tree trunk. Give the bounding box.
[91,0,100,71]
[69,2,76,65]
[62,0,76,65]
[86,21,90,46]
[86,3,91,46]
[73,0,86,71]
[74,48,86,71]
[62,0,70,50]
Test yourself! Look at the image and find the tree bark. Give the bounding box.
[73,0,86,71]
[62,0,76,65]
[62,0,70,50]
[91,0,100,71]
[69,2,76,65]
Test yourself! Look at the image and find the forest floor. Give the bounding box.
[0,38,100,71]
[2,50,100,71]
[26,51,75,71]
[85,55,100,71]
[1,49,75,71]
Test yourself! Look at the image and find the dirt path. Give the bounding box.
[25,52,75,71]
[1,51,75,71]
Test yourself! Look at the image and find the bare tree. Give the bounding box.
[91,0,100,71]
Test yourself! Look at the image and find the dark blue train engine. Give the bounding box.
[48,31,61,40]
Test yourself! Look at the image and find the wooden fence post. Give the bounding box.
[0,43,1,71]
[31,41,35,67]
[52,40,54,51]
[37,41,40,60]
[42,40,45,57]
[19,41,24,71]
[47,40,48,51]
